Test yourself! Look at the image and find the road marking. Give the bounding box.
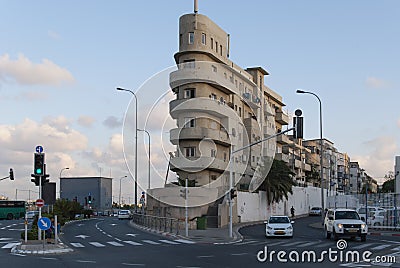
[122,264,145,266]
[231,253,248,256]
[70,243,85,248]
[159,239,180,245]
[107,241,124,247]
[266,241,287,246]
[297,241,319,247]
[174,239,195,244]
[370,244,392,250]
[76,260,96,263]
[352,243,374,249]
[0,238,13,241]
[75,235,90,239]
[314,242,334,248]
[283,241,304,247]
[142,240,161,245]
[10,253,26,257]
[1,242,20,249]
[8,229,25,231]
[107,234,113,238]
[126,233,139,237]
[89,242,106,247]
[197,255,214,258]
[124,241,143,246]
[115,238,122,242]
[391,246,400,251]
[235,240,259,246]
[41,257,58,260]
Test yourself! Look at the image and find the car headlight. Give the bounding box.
[287,226,293,230]
[267,226,272,230]
[361,224,366,229]
[337,223,343,229]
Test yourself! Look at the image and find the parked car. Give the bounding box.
[324,208,368,241]
[309,207,323,216]
[357,206,385,222]
[369,210,385,227]
[118,210,132,220]
[265,216,294,238]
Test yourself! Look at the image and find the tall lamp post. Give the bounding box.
[59,167,69,199]
[116,87,138,212]
[119,175,128,209]
[296,89,324,214]
[138,129,151,190]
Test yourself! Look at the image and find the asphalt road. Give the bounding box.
[1,216,400,267]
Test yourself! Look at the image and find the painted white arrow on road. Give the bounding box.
[126,234,139,237]
[75,235,90,239]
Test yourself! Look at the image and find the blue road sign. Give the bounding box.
[36,145,43,153]
[37,217,51,231]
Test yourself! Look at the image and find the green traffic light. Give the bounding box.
[36,168,42,174]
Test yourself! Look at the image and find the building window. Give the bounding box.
[212,65,217,72]
[211,149,216,157]
[224,152,227,162]
[211,38,214,49]
[216,41,218,53]
[210,93,217,100]
[185,147,196,157]
[201,33,206,45]
[220,45,222,56]
[234,105,237,111]
[184,117,195,128]
[188,32,194,44]
[184,88,195,98]
[239,107,242,117]
[210,175,217,181]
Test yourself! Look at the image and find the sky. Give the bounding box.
[0,0,399,202]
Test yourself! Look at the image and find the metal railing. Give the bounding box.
[131,213,183,235]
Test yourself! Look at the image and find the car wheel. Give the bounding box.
[325,228,331,239]
[333,230,339,241]
[361,234,366,242]
[6,213,13,220]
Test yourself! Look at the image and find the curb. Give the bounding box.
[11,241,74,255]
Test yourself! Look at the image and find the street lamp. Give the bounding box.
[116,87,138,212]
[296,89,324,214]
[138,128,151,190]
[119,175,128,209]
[59,167,69,179]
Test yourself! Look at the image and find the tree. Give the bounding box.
[381,171,395,193]
[256,159,296,205]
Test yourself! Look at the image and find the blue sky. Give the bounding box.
[0,0,399,201]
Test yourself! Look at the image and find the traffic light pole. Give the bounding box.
[185,177,188,237]
[38,174,42,241]
[228,127,294,238]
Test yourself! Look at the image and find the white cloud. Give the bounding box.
[0,53,74,86]
[352,136,398,178]
[103,116,123,129]
[365,76,389,89]
[77,115,96,128]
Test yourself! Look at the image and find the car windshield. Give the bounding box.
[311,207,320,210]
[269,217,289,224]
[335,211,360,220]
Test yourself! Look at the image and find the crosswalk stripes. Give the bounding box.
[89,242,105,247]
[107,241,124,247]
[296,241,320,247]
[174,239,196,244]
[282,241,304,247]
[1,242,20,249]
[70,242,84,248]
[159,240,180,245]
[142,240,161,245]
[314,242,333,248]
[124,241,143,246]
[352,243,374,250]
[370,244,392,250]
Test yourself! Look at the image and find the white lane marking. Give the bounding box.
[1,242,20,249]
[115,238,122,242]
[370,244,392,250]
[142,240,161,245]
[159,239,180,245]
[352,243,374,249]
[75,235,90,239]
[235,240,259,246]
[266,241,287,247]
[174,239,195,244]
[41,257,58,260]
[76,260,96,263]
[8,229,25,231]
[124,241,143,246]
[197,255,214,258]
[107,241,124,247]
[231,253,248,256]
[89,242,106,247]
[107,234,113,238]
[70,243,85,248]
[122,264,145,266]
[297,241,320,247]
[126,233,139,237]
[0,238,13,241]
[391,246,400,251]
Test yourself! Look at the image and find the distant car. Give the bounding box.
[309,207,323,216]
[118,210,132,220]
[26,211,39,219]
[265,216,294,238]
[370,210,385,227]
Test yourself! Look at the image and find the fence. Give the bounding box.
[327,193,400,230]
[131,213,183,235]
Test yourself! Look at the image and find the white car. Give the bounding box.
[309,207,323,216]
[265,216,294,238]
[324,208,368,241]
[118,210,132,220]
[26,211,39,219]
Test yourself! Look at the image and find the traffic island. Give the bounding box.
[11,240,73,255]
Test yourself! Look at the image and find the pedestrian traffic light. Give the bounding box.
[41,164,50,185]
[9,168,14,180]
[230,188,237,200]
[31,175,39,186]
[34,153,45,175]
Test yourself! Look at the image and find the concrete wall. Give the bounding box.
[237,186,328,222]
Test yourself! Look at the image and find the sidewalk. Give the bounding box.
[11,239,73,255]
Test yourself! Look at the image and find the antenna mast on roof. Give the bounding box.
[194,0,198,13]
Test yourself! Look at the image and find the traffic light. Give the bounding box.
[230,188,237,200]
[41,164,50,185]
[293,109,303,139]
[88,195,92,204]
[34,153,45,175]
[9,168,14,180]
[31,175,39,186]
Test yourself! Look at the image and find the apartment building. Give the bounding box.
[168,12,289,197]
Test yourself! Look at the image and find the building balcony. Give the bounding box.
[275,111,289,125]
[275,153,289,163]
[169,98,236,119]
[289,159,302,169]
[170,127,230,146]
[276,134,291,145]
[302,163,311,172]
[170,156,227,173]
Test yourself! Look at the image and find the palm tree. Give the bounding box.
[256,159,296,205]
